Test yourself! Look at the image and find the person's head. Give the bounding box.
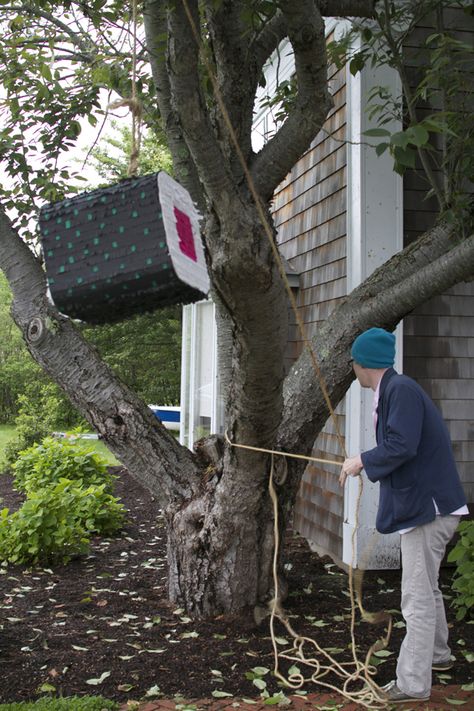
[351,328,395,389]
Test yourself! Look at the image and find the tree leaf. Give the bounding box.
[445,700,467,706]
[117,683,134,692]
[264,693,288,705]
[363,128,391,137]
[38,683,56,693]
[85,670,111,685]
[251,666,270,676]
[145,685,161,697]
[373,649,393,657]
[211,690,233,698]
[407,124,430,147]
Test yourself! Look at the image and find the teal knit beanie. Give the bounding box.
[351,328,395,368]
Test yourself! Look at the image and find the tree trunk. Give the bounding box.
[165,447,277,616]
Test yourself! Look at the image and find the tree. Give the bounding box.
[0,0,473,617]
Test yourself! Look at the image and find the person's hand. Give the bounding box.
[339,455,363,487]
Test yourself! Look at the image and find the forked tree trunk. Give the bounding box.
[165,450,278,616]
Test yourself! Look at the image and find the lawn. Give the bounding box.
[0,425,119,466]
[0,425,16,453]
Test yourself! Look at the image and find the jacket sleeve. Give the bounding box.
[361,382,424,483]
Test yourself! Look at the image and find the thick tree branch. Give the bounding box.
[250,0,333,201]
[202,0,257,162]
[0,205,200,508]
[164,0,235,206]
[251,1,376,91]
[143,0,205,212]
[250,11,288,75]
[278,223,474,457]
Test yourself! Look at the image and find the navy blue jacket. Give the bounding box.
[361,369,467,534]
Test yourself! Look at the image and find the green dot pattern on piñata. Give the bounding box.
[38,173,205,324]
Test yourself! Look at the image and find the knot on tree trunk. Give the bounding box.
[193,434,225,487]
[26,316,46,344]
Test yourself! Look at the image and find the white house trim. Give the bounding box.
[343,36,404,569]
[180,300,220,449]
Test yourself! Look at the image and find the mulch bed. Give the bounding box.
[0,467,472,706]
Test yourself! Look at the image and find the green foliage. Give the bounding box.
[448,520,474,621]
[0,273,83,430]
[0,273,40,423]
[1,382,84,472]
[82,306,182,407]
[88,120,173,183]
[0,481,89,565]
[0,437,125,566]
[0,697,118,711]
[12,435,112,494]
[0,1,161,236]
[259,76,298,128]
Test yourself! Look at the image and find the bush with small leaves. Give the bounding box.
[448,520,474,621]
[77,483,127,537]
[1,382,77,472]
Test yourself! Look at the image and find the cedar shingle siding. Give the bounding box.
[274,10,473,562]
[403,6,474,506]
[274,46,347,552]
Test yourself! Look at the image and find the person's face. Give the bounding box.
[352,361,372,388]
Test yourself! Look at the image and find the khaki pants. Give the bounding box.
[396,515,460,698]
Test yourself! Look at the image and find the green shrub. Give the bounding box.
[1,481,81,564]
[77,483,126,537]
[448,520,474,621]
[2,389,59,472]
[0,696,118,710]
[13,436,113,495]
[0,438,125,566]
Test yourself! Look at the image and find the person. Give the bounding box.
[339,327,468,704]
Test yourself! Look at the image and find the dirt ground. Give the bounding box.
[0,467,472,706]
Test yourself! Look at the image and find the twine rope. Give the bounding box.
[179,1,392,706]
[268,454,390,709]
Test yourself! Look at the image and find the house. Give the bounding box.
[180,11,474,569]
